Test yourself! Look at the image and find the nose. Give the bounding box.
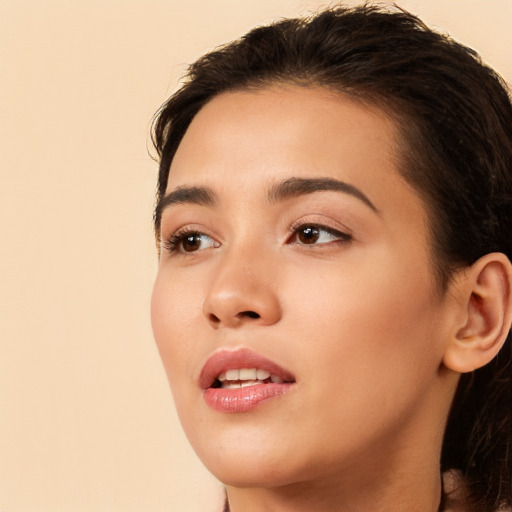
[202,247,282,329]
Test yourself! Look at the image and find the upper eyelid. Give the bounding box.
[290,222,345,233]
[288,218,353,237]
[292,225,351,238]
[162,222,214,238]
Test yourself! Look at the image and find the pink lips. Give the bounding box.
[200,348,295,413]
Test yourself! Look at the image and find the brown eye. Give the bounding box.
[297,226,320,244]
[182,233,203,252]
[291,224,352,246]
[165,231,218,254]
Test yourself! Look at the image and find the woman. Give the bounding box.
[150,4,512,511]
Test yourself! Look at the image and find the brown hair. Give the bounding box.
[151,5,512,511]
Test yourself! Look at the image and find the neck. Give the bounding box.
[225,462,443,512]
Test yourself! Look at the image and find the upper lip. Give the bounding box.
[199,348,296,389]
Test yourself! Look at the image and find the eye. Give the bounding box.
[289,224,352,246]
[164,230,219,254]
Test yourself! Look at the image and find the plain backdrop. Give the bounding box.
[1,1,511,511]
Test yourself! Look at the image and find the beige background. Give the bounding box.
[0,1,511,511]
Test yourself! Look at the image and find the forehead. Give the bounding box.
[169,86,396,188]
[167,86,424,217]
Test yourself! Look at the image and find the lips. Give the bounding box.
[200,348,295,413]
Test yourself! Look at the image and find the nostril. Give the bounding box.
[206,309,262,325]
[208,313,221,324]
[240,310,260,319]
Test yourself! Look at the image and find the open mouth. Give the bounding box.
[211,368,287,389]
[200,349,296,412]
[200,348,296,390]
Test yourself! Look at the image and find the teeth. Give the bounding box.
[222,380,262,389]
[225,369,239,381]
[257,369,270,380]
[216,367,284,387]
[239,368,257,380]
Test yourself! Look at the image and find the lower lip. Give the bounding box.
[203,383,292,413]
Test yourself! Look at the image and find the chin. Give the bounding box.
[207,457,302,489]
[189,427,309,488]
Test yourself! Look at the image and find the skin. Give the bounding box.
[151,86,471,512]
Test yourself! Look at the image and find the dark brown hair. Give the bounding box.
[151,4,512,511]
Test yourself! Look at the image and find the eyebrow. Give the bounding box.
[156,176,378,222]
[155,185,216,220]
[268,177,378,212]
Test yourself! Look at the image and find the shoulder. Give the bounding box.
[442,470,466,512]
[442,471,512,512]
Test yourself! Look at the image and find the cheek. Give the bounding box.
[150,268,203,388]
[285,252,443,390]
[275,256,445,468]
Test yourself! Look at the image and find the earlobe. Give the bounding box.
[443,253,512,374]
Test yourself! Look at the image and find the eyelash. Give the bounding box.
[288,222,353,246]
[162,223,353,255]
[162,228,216,254]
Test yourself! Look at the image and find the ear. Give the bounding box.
[443,253,512,373]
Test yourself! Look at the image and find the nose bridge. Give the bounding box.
[203,236,281,328]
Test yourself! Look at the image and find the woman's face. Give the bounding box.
[151,86,454,488]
